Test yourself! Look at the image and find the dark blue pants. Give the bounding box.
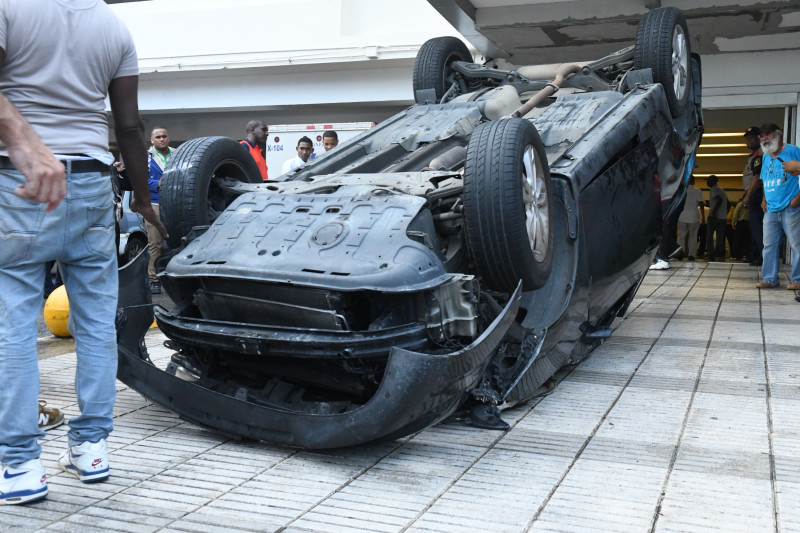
[707,216,726,260]
[748,189,764,263]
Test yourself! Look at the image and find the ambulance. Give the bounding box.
[265,122,375,175]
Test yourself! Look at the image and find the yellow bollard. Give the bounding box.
[44,286,71,338]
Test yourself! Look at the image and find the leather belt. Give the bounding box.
[0,155,109,173]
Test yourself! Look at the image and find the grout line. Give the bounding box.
[647,263,737,532]
[524,263,706,530]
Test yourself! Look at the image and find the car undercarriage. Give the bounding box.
[116,7,704,448]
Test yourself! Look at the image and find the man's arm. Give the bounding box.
[787,157,800,208]
[108,75,167,238]
[0,49,65,212]
[710,193,720,218]
[783,160,800,176]
[741,176,761,205]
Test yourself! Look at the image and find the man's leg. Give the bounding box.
[0,263,46,467]
[688,222,699,259]
[706,218,716,260]
[0,171,50,504]
[761,210,784,285]
[677,221,688,257]
[58,173,118,448]
[698,223,707,258]
[146,203,162,284]
[736,221,750,260]
[749,192,764,264]
[715,218,727,259]
[782,205,800,283]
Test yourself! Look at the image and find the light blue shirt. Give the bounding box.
[762,144,800,212]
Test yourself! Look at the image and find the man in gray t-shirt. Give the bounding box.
[0,0,167,505]
[706,175,728,261]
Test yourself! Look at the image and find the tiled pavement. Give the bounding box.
[7,262,800,532]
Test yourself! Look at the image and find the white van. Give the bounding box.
[265,122,374,175]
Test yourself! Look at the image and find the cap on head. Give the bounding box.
[759,123,780,135]
[743,126,760,137]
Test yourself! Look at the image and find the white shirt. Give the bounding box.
[678,185,704,224]
[281,155,307,174]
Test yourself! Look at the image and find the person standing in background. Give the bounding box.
[741,126,764,265]
[241,120,269,181]
[145,127,173,294]
[676,175,704,261]
[322,130,339,152]
[705,175,728,261]
[281,136,315,173]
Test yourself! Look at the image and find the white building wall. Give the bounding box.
[110,0,800,143]
[112,0,463,126]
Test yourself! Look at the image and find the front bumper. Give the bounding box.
[116,251,519,448]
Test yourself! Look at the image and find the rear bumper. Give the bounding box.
[116,253,519,448]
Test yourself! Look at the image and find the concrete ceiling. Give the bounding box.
[428,0,800,64]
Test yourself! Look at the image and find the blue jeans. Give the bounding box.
[761,204,800,285]
[0,169,118,465]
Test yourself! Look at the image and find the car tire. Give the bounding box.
[412,36,472,104]
[634,7,691,118]
[122,235,147,265]
[160,136,262,249]
[463,118,553,292]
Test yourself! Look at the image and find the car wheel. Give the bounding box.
[634,7,691,118]
[160,136,262,249]
[463,118,553,292]
[412,36,472,104]
[122,235,147,265]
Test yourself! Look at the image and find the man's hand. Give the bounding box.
[130,195,168,239]
[791,195,800,208]
[0,91,66,211]
[783,160,800,176]
[762,198,767,213]
[9,141,66,212]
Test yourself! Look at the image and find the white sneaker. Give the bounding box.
[0,459,48,505]
[58,439,109,483]
[649,259,671,270]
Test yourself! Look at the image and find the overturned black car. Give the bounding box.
[116,7,703,448]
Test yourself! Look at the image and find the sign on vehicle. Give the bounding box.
[266,122,375,174]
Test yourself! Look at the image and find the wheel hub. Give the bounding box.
[671,25,688,102]
[521,145,549,263]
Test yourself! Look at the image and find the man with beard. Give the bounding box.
[741,126,763,265]
[755,123,800,290]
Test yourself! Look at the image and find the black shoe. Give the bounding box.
[688,256,695,262]
[150,281,161,294]
[749,259,762,266]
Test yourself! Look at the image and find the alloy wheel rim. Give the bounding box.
[671,25,688,102]
[521,145,549,262]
